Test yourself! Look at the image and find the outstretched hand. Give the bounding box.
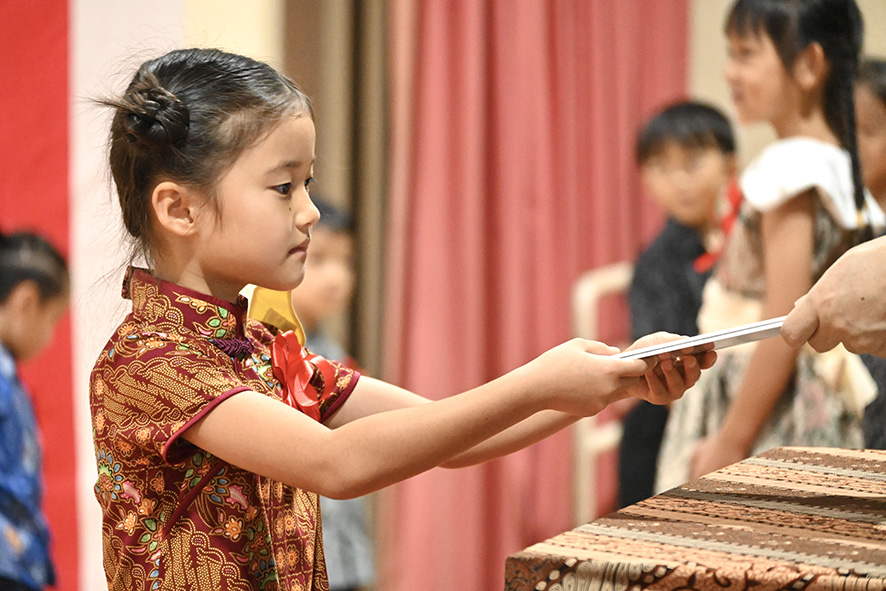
[527,334,715,418]
[782,236,886,357]
[621,332,717,404]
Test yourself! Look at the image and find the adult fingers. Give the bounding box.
[780,295,821,348]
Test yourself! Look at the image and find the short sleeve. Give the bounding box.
[314,356,360,421]
[91,339,249,464]
[740,137,884,229]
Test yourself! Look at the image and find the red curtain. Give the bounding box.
[0,2,76,591]
[381,1,687,589]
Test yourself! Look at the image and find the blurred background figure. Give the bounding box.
[657,0,881,492]
[856,58,886,210]
[854,57,886,449]
[0,232,69,591]
[291,195,374,591]
[619,101,739,508]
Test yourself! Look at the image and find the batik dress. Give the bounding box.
[90,268,359,591]
[655,137,884,493]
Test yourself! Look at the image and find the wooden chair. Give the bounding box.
[571,261,633,525]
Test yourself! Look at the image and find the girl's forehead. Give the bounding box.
[228,115,316,170]
[727,28,766,44]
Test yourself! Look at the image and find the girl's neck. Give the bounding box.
[771,91,839,145]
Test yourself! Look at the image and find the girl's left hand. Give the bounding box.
[690,434,747,480]
[621,333,717,405]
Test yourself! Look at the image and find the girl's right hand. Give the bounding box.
[521,335,714,417]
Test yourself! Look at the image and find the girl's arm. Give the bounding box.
[325,376,579,468]
[184,338,706,499]
[690,191,814,478]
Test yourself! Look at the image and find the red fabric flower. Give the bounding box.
[270,330,336,422]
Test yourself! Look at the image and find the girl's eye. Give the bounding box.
[273,183,292,196]
[304,177,315,192]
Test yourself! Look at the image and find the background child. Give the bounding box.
[855,57,886,449]
[619,101,739,508]
[0,232,68,591]
[656,0,883,492]
[90,47,713,590]
[856,58,886,208]
[289,196,374,591]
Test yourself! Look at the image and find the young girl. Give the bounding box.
[90,48,713,590]
[656,0,883,492]
[0,232,68,591]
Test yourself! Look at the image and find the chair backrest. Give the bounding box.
[572,261,633,341]
[571,261,633,525]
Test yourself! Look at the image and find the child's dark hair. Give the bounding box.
[636,101,736,164]
[312,195,354,233]
[101,48,313,263]
[0,232,69,303]
[726,0,868,237]
[858,58,886,105]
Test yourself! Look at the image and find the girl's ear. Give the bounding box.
[6,280,40,313]
[151,181,201,237]
[794,42,830,92]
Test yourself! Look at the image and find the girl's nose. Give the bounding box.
[295,191,321,232]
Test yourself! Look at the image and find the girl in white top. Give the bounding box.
[656,0,884,492]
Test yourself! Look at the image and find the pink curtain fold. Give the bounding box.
[381,1,688,589]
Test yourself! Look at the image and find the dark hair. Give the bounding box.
[636,101,736,164]
[0,232,69,303]
[858,58,886,106]
[726,0,868,239]
[102,48,313,263]
[311,195,354,233]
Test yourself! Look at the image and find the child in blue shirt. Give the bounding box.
[0,232,68,591]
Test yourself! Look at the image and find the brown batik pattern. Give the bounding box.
[91,269,358,591]
[506,447,886,591]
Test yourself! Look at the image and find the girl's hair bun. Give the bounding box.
[121,74,190,149]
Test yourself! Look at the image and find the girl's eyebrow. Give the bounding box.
[267,158,317,174]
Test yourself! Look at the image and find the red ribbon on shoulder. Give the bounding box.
[270,330,337,422]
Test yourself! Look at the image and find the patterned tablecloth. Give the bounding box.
[506,447,886,591]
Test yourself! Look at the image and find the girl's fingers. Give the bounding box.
[698,350,717,369]
[679,354,701,386]
[646,358,678,402]
[662,357,688,394]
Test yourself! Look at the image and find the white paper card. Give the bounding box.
[617,316,786,360]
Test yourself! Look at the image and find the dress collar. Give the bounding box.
[123,267,250,341]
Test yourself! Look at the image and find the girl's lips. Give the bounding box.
[289,241,310,256]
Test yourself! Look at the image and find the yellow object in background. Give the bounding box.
[243,285,307,346]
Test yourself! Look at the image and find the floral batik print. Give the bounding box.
[90,268,359,591]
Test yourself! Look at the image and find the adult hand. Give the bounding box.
[782,236,886,357]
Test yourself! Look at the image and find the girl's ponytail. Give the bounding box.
[826,2,870,244]
[840,65,872,243]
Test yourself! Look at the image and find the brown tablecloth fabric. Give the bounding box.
[506,447,886,591]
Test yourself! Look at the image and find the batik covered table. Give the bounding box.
[506,447,886,591]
